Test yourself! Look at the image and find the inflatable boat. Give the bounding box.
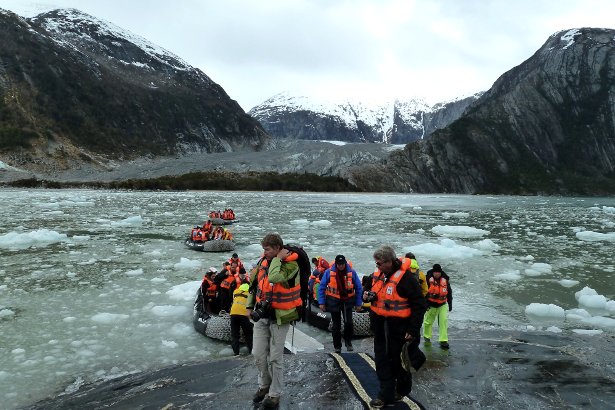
[305,301,372,337]
[210,217,236,225]
[192,289,245,342]
[184,238,235,252]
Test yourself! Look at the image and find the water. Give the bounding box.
[1,189,614,408]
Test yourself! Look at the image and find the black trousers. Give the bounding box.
[230,315,253,355]
[330,303,354,348]
[370,313,414,402]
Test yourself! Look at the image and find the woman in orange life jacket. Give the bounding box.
[245,233,301,409]
[423,264,453,349]
[363,245,426,409]
[318,254,363,353]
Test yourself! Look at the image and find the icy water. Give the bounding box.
[1,189,614,409]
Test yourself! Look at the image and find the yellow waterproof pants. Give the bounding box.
[422,304,448,342]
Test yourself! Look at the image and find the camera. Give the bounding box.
[250,300,271,322]
[364,291,377,303]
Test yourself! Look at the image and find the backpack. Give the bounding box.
[284,244,312,322]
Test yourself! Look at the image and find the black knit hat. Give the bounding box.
[432,264,442,272]
[335,255,347,265]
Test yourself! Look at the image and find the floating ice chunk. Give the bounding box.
[0,308,15,318]
[546,326,562,333]
[473,239,500,251]
[572,329,603,335]
[151,305,190,318]
[406,238,485,259]
[582,316,615,329]
[0,229,69,250]
[151,277,166,283]
[63,317,77,322]
[578,294,607,309]
[525,262,552,276]
[161,340,178,348]
[431,225,489,238]
[508,219,520,225]
[290,219,309,225]
[565,308,591,321]
[519,255,535,261]
[575,286,598,300]
[166,281,200,301]
[12,348,25,354]
[111,215,144,226]
[169,323,193,337]
[494,270,522,280]
[558,279,579,288]
[606,300,615,313]
[525,303,565,318]
[602,206,615,214]
[311,220,332,227]
[91,313,130,323]
[125,268,144,276]
[173,257,201,270]
[575,230,615,242]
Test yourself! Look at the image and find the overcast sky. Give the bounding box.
[1,0,614,110]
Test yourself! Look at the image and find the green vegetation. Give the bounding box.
[3,171,361,192]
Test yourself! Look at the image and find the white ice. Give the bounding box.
[525,303,565,318]
[431,225,490,238]
[0,229,68,250]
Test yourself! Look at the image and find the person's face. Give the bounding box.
[336,262,346,270]
[263,245,281,260]
[374,258,393,273]
[434,271,442,278]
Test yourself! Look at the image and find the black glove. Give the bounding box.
[448,302,452,312]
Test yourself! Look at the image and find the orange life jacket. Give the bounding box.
[427,276,448,304]
[255,255,302,310]
[316,257,330,273]
[370,269,411,318]
[220,273,235,290]
[325,269,355,299]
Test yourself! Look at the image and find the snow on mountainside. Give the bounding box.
[250,92,480,144]
[31,8,202,77]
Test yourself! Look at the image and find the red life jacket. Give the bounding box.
[427,276,448,304]
[203,277,217,298]
[370,269,411,318]
[325,269,355,300]
[255,255,302,310]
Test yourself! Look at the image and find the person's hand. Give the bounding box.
[246,309,252,317]
[404,332,414,341]
[277,248,291,259]
[354,306,362,312]
[319,304,326,312]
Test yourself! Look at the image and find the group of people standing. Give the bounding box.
[201,233,453,409]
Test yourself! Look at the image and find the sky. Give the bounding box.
[1,0,614,111]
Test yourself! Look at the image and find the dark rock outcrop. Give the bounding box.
[350,28,615,195]
[0,8,269,173]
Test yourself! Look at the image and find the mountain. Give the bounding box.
[248,92,482,144]
[0,8,268,174]
[348,28,615,195]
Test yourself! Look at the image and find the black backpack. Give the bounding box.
[284,244,312,322]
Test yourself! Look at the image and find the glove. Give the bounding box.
[448,302,452,312]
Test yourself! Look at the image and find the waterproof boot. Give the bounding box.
[345,341,354,351]
[369,398,386,408]
[252,387,269,403]
[262,395,280,409]
[440,341,449,349]
[423,337,431,345]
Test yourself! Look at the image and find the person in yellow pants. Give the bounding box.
[423,264,452,349]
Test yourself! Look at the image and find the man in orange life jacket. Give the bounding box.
[318,254,363,353]
[215,262,236,312]
[423,263,453,349]
[363,245,426,408]
[200,267,219,313]
[246,233,301,409]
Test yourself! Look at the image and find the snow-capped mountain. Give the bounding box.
[249,92,482,144]
[0,8,268,175]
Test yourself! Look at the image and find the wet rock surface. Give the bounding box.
[25,329,615,409]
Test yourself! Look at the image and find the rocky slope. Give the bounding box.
[249,92,481,144]
[349,28,615,195]
[0,8,268,174]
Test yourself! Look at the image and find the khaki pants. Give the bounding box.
[253,318,289,397]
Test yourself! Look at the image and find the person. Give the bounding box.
[363,245,426,408]
[246,233,302,409]
[403,252,428,297]
[200,267,219,313]
[317,254,363,353]
[215,262,236,312]
[423,263,453,349]
[230,283,253,355]
[229,252,244,269]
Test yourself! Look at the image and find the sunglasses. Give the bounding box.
[375,260,388,266]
